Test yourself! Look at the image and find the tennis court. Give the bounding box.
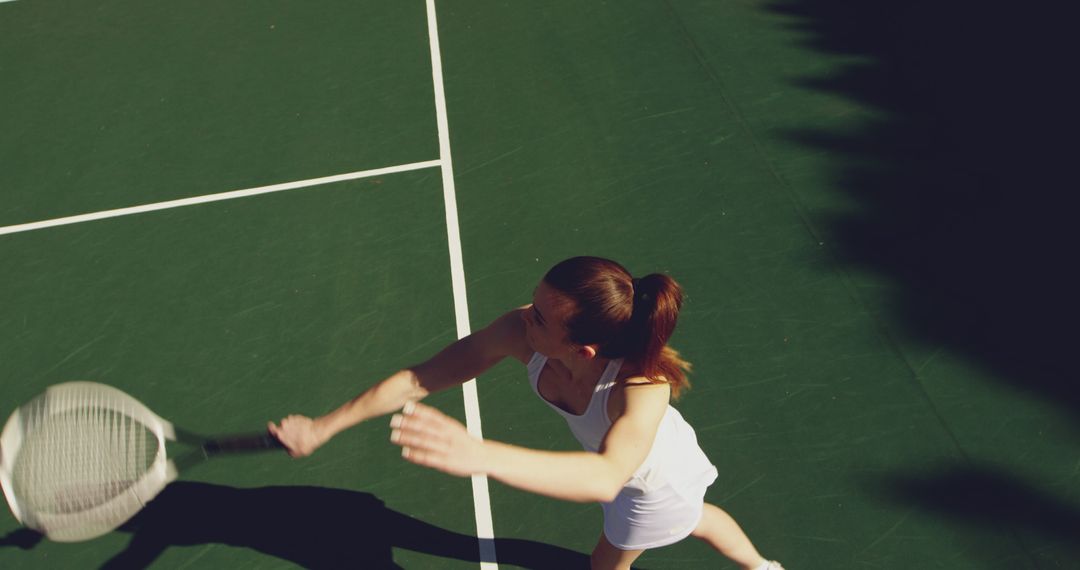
[1,1,1075,568]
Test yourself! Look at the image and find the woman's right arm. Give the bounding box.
[269,308,529,457]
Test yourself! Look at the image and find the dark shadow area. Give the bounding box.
[766,2,1077,412]
[0,528,44,550]
[870,463,1080,557]
[84,481,597,569]
[0,482,626,568]
[764,2,1078,566]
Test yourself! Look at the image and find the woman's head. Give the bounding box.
[534,256,691,396]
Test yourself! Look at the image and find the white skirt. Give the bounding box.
[600,476,713,550]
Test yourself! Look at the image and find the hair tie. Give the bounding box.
[631,277,648,302]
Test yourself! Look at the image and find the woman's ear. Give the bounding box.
[576,344,599,360]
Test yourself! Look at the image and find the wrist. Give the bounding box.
[479,439,505,479]
[312,416,336,446]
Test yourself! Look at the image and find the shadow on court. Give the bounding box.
[871,463,1080,550]
[767,0,1076,415]
[766,0,1077,566]
[0,528,43,550]
[77,481,596,569]
[0,482,600,568]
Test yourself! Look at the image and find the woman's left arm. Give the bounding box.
[390,382,670,503]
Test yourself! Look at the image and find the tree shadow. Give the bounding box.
[4,481,599,569]
[870,462,1080,558]
[765,1,1076,414]
[762,1,1078,566]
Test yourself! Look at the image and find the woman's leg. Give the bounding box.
[690,502,769,570]
[590,532,645,570]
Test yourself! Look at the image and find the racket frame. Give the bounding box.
[0,381,179,542]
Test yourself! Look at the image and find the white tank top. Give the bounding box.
[527,352,718,497]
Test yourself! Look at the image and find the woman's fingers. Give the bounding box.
[390,408,451,449]
[267,415,318,458]
[391,402,456,439]
[401,401,453,426]
[269,419,300,457]
[389,401,484,477]
[400,445,442,468]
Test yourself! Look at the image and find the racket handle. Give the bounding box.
[203,432,286,455]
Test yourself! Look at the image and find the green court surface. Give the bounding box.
[1,1,1075,569]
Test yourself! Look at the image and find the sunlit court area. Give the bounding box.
[1,1,1076,568]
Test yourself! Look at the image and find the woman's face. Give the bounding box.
[522,281,575,357]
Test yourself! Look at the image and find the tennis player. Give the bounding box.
[270,256,783,570]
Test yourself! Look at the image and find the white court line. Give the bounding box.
[0,160,441,237]
[425,1,498,568]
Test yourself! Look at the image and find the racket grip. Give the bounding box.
[203,432,286,455]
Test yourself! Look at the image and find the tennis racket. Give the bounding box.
[0,381,284,542]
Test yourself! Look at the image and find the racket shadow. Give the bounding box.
[101,481,599,569]
[0,528,44,550]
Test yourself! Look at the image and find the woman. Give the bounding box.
[270,256,783,570]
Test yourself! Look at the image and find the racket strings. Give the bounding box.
[11,388,158,517]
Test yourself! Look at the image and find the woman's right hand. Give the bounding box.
[268,415,326,458]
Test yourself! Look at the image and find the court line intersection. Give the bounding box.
[0,160,442,237]
[1,3,498,567]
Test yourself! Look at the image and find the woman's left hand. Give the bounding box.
[390,401,489,477]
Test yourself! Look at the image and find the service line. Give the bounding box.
[0,160,442,237]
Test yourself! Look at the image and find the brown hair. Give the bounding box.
[542,256,691,398]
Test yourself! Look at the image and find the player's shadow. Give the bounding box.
[95,481,594,569]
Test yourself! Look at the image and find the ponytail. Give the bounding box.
[622,274,691,397]
[543,257,692,398]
